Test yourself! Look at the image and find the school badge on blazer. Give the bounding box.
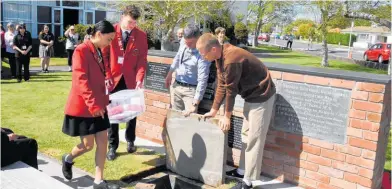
[132,49,139,56]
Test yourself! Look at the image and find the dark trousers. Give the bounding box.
[1,128,38,169]
[8,53,16,77]
[67,49,74,67]
[16,55,30,81]
[287,41,293,48]
[108,76,137,150]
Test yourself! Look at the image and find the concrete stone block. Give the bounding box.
[165,110,227,187]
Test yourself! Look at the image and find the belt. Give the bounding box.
[175,80,197,87]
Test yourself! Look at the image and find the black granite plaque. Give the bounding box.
[273,80,351,144]
[144,62,170,93]
[228,116,243,149]
[203,62,217,100]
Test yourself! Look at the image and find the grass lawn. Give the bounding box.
[1,71,238,188]
[30,57,68,67]
[0,72,163,188]
[252,45,388,75]
[385,130,391,171]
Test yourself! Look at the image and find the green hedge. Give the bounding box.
[326,33,356,46]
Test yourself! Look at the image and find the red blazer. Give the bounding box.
[102,24,148,90]
[64,40,110,117]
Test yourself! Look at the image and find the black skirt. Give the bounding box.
[62,113,110,137]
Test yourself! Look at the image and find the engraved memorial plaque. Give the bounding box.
[273,80,352,144]
[144,62,170,93]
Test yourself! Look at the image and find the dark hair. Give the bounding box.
[183,24,201,39]
[86,20,115,36]
[122,5,141,20]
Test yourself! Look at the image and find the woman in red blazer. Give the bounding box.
[61,21,119,189]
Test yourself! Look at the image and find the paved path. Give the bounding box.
[37,153,95,189]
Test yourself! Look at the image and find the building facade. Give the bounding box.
[1,0,121,39]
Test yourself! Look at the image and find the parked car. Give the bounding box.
[258,33,270,42]
[363,43,391,64]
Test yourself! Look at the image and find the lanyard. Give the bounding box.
[89,46,105,77]
[117,30,134,55]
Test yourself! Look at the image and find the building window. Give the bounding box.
[37,6,52,36]
[86,12,93,25]
[95,11,106,23]
[3,3,32,31]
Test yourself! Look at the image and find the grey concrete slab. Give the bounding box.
[164,110,227,187]
[36,153,95,189]
[1,161,72,189]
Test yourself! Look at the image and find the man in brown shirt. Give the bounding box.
[196,33,276,189]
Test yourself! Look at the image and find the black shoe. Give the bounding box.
[62,154,74,180]
[44,69,49,73]
[226,169,244,179]
[93,180,120,189]
[127,142,137,153]
[106,148,116,161]
[231,180,252,189]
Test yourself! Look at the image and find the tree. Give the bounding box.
[247,0,294,47]
[297,23,316,40]
[283,19,315,35]
[234,22,248,44]
[261,23,273,33]
[116,1,227,51]
[311,0,345,67]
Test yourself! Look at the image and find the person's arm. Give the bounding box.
[135,33,148,86]
[39,33,50,45]
[165,47,182,88]
[73,48,103,114]
[12,35,23,53]
[64,28,70,37]
[193,58,211,104]
[211,62,226,112]
[48,34,54,47]
[26,34,33,54]
[222,63,242,118]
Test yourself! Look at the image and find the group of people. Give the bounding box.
[164,23,276,189]
[1,5,276,189]
[1,23,32,82]
[0,22,81,82]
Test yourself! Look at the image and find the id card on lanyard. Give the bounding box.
[117,34,127,65]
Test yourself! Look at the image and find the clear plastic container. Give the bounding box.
[107,89,146,124]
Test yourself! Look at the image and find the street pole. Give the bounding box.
[348,20,354,58]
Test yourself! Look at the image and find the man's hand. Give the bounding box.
[92,109,105,119]
[136,81,143,89]
[21,51,27,55]
[165,74,172,88]
[8,133,17,141]
[183,105,197,117]
[105,78,114,92]
[219,117,231,132]
[201,109,218,120]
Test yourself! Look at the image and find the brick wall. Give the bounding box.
[138,54,391,189]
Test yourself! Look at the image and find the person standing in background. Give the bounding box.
[5,23,16,78]
[13,24,32,82]
[64,25,80,72]
[214,27,229,45]
[39,25,54,73]
[102,5,148,161]
[1,25,6,63]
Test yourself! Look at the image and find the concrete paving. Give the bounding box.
[37,153,95,189]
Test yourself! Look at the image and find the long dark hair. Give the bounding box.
[86,20,115,37]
